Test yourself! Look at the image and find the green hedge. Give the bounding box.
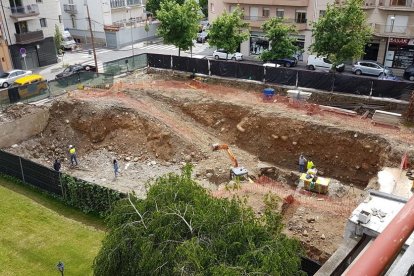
[61,174,125,218]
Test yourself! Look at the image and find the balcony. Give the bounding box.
[110,0,125,8]
[373,23,414,37]
[362,0,377,9]
[224,0,308,7]
[10,4,39,19]
[15,30,44,44]
[378,0,414,10]
[126,0,141,5]
[63,4,77,14]
[243,16,307,30]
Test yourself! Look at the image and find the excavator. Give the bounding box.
[211,143,249,179]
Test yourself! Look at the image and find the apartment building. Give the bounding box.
[0,0,62,70]
[60,0,146,46]
[0,14,13,72]
[209,0,414,68]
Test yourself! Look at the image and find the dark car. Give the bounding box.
[403,65,414,81]
[55,64,97,80]
[267,57,298,67]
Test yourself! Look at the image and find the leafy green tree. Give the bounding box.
[146,0,184,16]
[260,18,298,62]
[53,25,63,53]
[208,7,249,60]
[310,0,371,68]
[156,0,201,56]
[199,0,208,18]
[93,165,304,275]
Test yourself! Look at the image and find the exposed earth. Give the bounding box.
[3,70,414,264]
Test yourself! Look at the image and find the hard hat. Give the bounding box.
[69,145,73,148]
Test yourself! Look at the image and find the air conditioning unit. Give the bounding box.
[358,210,372,224]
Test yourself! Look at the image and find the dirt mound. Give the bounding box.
[12,99,198,163]
[178,101,391,187]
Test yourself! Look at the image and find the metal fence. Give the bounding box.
[0,72,115,109]
[0,150,124,216]
[103,53,148,75]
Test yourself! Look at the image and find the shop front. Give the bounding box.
[385,38,414,69]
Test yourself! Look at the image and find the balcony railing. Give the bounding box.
[373,23,414,37]
[63,4,77,14]
[10,4,39,19]
[126,0,141,5]
[378,0,414,9]
[295,18,307,23]
[242,16,307,30]
[110,0,126,8]
[15,30,44,44]
[243,16,268,21]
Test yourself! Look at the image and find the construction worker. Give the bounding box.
[307,160,314,171]
[113,159,119,178]
[69,145,78,166]
[299,154,307,173]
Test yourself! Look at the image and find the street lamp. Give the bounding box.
[383,15,395,76]
[126,6,135,63]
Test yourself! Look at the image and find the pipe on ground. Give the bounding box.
[345,195,414,276]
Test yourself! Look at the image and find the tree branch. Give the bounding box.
[128,193,147,229]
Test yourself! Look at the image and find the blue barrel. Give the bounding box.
[263,88,275,97]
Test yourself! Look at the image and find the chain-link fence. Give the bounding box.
[0,72,115,109]
[103,53,147,75]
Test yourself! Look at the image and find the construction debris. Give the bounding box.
[372,110,401,127]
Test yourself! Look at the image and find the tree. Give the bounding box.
[260,18,298,62]
[93,165,304,275]
[208,7,249,60]
[310,0,371,68]
[199,0,208,18]
[156,0,201,56]
[53,25,63,54]
[146,0,184,16]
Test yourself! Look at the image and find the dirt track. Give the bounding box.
[4,71,414,263]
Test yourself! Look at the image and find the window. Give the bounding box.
[40,18,47,27]
[295,11,307,23]
[276,9,284,18]
[230,5,237,12]
[262,8,270,18]
[210,3,215,13]
[59,15,62,23]
[36,0,42,2]
[319,10,326,17]
[71,15,76,28]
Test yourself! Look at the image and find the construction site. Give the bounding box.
[1,68,414,270]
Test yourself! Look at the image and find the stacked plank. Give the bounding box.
[286,90,312,101]
[372,110,401,126]
[319,105,357,117]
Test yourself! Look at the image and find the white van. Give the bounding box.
[62,31,76,50]
[307,55,345,72]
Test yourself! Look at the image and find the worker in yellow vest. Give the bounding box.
[69,145,78,166]
[307,160,314,171]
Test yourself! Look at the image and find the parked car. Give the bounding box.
[352,60,392,77]
[266,57,298,67]
[403,64,414,81]
[0,69,32,88]
[196,32,208,43]
[55,64,97,80]
[307,55,345,72]
[213,49,243,61]
[62,31,77,50]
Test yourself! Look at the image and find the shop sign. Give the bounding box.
[389,38,410,45]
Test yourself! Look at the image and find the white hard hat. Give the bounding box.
[69,145,73,148]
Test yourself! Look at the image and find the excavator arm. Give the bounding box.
[211,143,239,168]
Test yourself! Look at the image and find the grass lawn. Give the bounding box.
[0,177,105,276]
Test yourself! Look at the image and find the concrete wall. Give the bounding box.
[106,22,158,48]
[0,108,49,149]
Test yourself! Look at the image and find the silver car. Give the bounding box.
[0,69,33,88]
[352,61,392,77]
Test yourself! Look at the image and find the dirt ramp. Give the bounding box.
[181,102,390,187]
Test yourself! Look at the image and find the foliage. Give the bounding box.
[310,0,371,68]
[199,0,208,17]
[260,18,298,62]
[53,24,63,53]
[0,177,104,275]
[208,7,249,58]
[146,0,184,16]
[156,0,201,56]
[93,164,303,275]
[61,174,124,217]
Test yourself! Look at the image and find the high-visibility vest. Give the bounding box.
[307,161,314,170]
[69,148,76,155]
